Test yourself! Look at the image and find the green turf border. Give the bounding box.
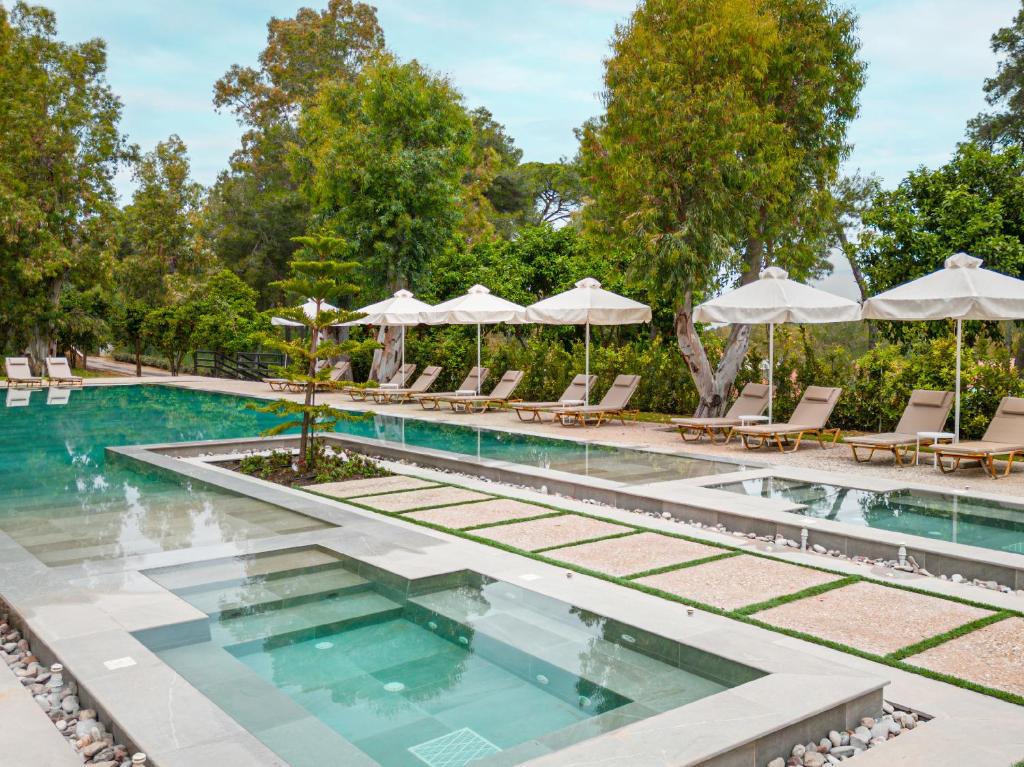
[625,551,740,580]
[734,576,859,616]
[532,529,640,553]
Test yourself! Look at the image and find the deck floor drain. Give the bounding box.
[409,727,501,767]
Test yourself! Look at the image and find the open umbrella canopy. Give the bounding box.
[418,285,526,394]
[271,298,340,327]
[525,278,652,403]
[862,253,1024,442]
[694,267,861,324]
[346,289,432,326]
[694,267,861,421]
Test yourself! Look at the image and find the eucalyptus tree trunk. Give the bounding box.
[368,325,402,382]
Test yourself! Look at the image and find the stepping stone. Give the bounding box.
[904,616,1024,696]
[474,514,633,551]
[543,532,726,577]
[403,498,553,529]
[636,554,841,611]
[355,486,492,512]
[307,475,437,498]
[753,580,995,655]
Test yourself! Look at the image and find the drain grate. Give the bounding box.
[409,727,501,767]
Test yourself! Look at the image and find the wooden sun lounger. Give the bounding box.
[734,386,842,452]
[371,366,443,404]
[512,374,597,422]
[671,383,771,443]
[846,389,953,465]
[412,367,490,410]
[541,374,642,427]
[432,370,524,413]
[341,364,416,401]
[934,396,1024,478]
[4,357,44,388]
[45,357,83,387]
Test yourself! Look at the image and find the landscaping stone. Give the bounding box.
[752,581,994,655]
[635,554,842,611]
[355,485,492,512]
[473,514,634,551]
[541,531,725,577]
[307,474,437,498]
[403,498,552,529]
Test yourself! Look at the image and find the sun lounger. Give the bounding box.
[341,364,416,401]
[542,374,642,427]
[934,396,1024,478]
[512,374,597,422]
[671,383,771,443]
[432,370,524,413]
[846,389,953,465]
[412,367,490,410]
[4,357,44,388]
[264,359,337,392]
[311,359,353,392]
[734,386,842,452]
[371,366,443,404]
[45,357,83,387]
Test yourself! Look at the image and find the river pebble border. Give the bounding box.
[0,611,145,767]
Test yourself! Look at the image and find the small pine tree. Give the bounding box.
[254,234,378,469]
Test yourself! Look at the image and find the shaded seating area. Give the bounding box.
[431,370,524,413]
[846,389,953,465]
[412,367,490,410]
[541,374,641,427]
[512,374,597,422]
[934,397,1024,478]
[370,365,443,404]
[341,363,416,401]
[45,357,83,387]
[671,383,771,443]
[3,357,44,388]
[734,386,842,452]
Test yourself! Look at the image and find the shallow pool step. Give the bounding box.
[147,548,342,592]
[183,567,372,618]
[213,590,404,651]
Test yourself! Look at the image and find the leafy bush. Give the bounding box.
[236,448,390,485]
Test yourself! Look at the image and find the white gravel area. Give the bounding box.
[307,475,437,498]
[543,532,726,577]
[354,486,492,512]
[403,498,553,529]
[905,616,1024,696]
[473,514,634,551]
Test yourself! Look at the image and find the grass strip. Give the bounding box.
[625,551,741,580]
[532,529,640,554]
[460,510,568,531]
[734,576,859,616]
[886,611,1015,661]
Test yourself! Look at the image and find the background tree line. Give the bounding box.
[6,0,1024,436]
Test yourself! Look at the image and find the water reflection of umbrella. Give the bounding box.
[525,278,651,405]
[863,252,1024,442]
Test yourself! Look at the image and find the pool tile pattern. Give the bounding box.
[403,498,553,529]
[636,555,842,611]
[472,514,634,552]
[354,487,493,513]
[543,532,726,577]
[753,581,995,655]
[904,616,1024,695]
[308,475,438,498]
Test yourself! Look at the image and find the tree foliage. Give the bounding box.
[969,3,1024,145]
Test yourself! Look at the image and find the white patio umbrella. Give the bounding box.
[694,267,861,421]
[345,289,433,376]
[419,284,526,393]
[270,298,339,327]
[862,252,1024,442]
[525,278,652,404]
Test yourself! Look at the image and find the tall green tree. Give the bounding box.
[969,2,1024,145]
[256,234,378,467]
[580,0,864,415]
[298,55,474,378]
[119,135,209,304]
[206,0,384,306]
[0,3,131,364]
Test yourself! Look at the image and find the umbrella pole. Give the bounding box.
[585,321,590,405]
[768,323,774,423]
[401,326,405,379]
[477,323,481,394]
[955,318,962,443]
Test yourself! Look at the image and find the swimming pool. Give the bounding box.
[137,547,758,767]
[711,476,1024,555]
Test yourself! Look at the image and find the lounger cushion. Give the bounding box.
[845,432,916,447]
[802,386,835,403]
[909,389,948,407]
[998,397,1024,416]
[672,417,740,428]
[936,440,1024,456]
[735,423,818,436]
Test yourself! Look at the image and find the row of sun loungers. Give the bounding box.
[3,357,83,388]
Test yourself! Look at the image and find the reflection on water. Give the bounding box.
[713,476,1024,554]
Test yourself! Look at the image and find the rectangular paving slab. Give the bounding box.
[636,554,842,611]
[402,498,554,529]
[354,486,493,512]
[753,580,995,655]
[904,616,1024,695]
[473,514,635,552]
[307,475,437,498]
[542,532,726,577]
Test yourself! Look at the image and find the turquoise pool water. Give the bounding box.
[138,548,756,767]
[712,476,1024,554]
